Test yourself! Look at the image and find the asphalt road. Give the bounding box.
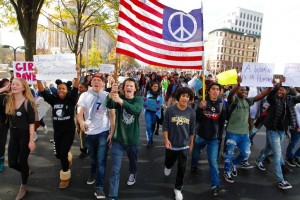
[1,109,300,200]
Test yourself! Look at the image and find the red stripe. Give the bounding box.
[118,24,204,52]
[116,48,202,70]
[121,0,162,30]
[130,0,163,19]
[118,36,202,61]
[149,0,165,9]
[119,11,162,38]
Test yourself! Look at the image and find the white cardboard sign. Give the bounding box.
[241,62,274,87]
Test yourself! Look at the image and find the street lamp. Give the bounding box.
[1,45,26,61]
[78,36,83,68]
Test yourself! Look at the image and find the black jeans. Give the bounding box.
[165,149,188,190]
[0,123,9,157]
[8,128,30,185]
[54,130,75,172]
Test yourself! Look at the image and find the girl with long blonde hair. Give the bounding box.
[5,77,36,200]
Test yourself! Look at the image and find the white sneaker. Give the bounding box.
[164,167,171,176]
[33,131,38,141]
[174,189,183,200]
[43,125,48,134]
[127,174,136,186]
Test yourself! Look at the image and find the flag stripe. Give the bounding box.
[116,48,202,69]
[118,36,202,61]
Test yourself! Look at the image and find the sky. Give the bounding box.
[1,0,299,74]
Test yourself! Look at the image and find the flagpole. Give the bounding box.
[114,53,120,83]
[201,1,205,100]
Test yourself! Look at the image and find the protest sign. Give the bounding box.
[99,64,115,74]
[13,61,36,84]
[217,69,238,85]
[188,77,203,92]
[34,53,76,81]
[118,76,127,83]
[241,62,274,87]
[143,98,163,112]
[35,97,51,120]
[282,63,300,86]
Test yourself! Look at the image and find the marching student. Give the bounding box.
[163,87,195,200]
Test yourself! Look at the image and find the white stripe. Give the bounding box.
[120,4,162,34]
[117,42,202,67]
[119,17,204,48]
[118,30,202,57]
[124,0,163,24]
[143,0,164,14]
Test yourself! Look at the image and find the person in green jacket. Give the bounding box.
[106,78,143,200]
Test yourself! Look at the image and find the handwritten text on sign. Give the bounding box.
[34,53,76,81]
[241,62,274,87]
[13,61,37,84]
[282,63,300,87]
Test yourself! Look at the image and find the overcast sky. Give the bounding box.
[1,0,299,73]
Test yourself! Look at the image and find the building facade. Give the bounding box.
[205,28,260,73]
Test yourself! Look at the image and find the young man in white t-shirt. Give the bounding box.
[77,74,115,199]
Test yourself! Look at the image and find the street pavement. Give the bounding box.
[1,109,300,200]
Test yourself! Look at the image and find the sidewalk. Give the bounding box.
[1,111,300,200]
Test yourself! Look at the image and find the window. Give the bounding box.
[249,23,252,28]
[235,20,238,25]
[250,15,252,20]
[243,21,245,26]
[240,13,243,18]
[220,32,223,36]
[247,14,249,20]
[243,13,246,18]
[239,21,242,26]
[254,16,256,21]
[246,22,248,27]
[260,25,262,30]
[257,17,260,22]
[260,18,263,23]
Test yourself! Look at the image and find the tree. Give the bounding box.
[88,39,103,68]
[0,0,45,61]
[41,0,118,64]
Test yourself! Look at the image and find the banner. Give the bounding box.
[34,53,76,81]
[116,0,203,69]
[282,63,300,86]
[217,69,238,85]
[143,98,163,112]
[99,64,115,74]
[13,61,37,84]
[241,62,274,87]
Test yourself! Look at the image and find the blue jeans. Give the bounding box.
[286,129,300,159]
[191,136,220,187]
[109,142,139,198]
[144,110,157,143]
[85,131,109,189]
[257,129,285,182]
[224,132,251,173]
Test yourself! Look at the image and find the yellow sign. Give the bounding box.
[217,69,238,85]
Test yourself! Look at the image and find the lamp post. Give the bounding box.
[1,45,26,61]
[78,36,83,68]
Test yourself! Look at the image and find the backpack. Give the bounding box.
[226,97,251,121]
[24,99,40,129]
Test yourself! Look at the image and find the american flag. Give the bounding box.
[116,0,204,69]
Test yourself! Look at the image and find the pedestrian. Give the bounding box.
[163,87,195,200]
[4,78,36,200]
[191,83,226,196]
[77,74,115,199]
[35,66,80,189]
[161,75,170,97]
[106,78,143,200]
[0,78,10,173]
[144,82,164,147]
[223,77,271,183]
[256,83,300,189]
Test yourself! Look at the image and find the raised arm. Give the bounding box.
[227,76,242,103]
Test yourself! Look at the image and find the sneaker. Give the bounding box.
[256,160,266,171]
[212,186,226,196]
[294,158,300,167]
[231,165,237,177]
[94,188,106,199]
[127,174,136,186]
[223,172,234,183]
[281,165,293,175]
[240,160,254,169]
[174,189,183,200]
[79,152,89,159]
[278,180,292,189]
[86,174,95,185]
[50,139,54,143]
[285,158,296,167]
[43,125,48,134]
[164,167,171,176]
